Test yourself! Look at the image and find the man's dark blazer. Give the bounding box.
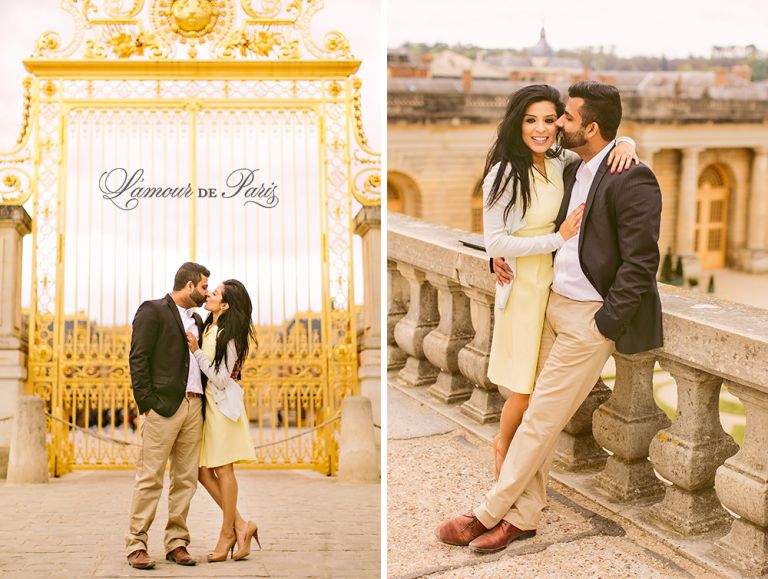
[489,149,663,355]
[556,150,663,354]
[129,294,205,417]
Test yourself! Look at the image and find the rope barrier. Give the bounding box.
[44,410,342,450]
[45,411,136,446]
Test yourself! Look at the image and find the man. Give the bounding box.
[437,81,663,552]
[125,262,210,569]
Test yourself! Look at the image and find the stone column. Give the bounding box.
[459,289,503,423]
[742,147,768,272]
[748,147,768,249]
[393,263,439,388]
[353,207,381,427]
[593,352,670,502]
[422,274,474,404]
[639,146,659,173]
[387,260,408,371]
[0,205,32,478]
[554,379,611,472]
[675,147,703,277]
[714,381,768,575]
[648,360,738,535]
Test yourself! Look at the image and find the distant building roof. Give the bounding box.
[430,50,508,79]
[637,71,760,99]
[528,27,555,58]
[388,76,557,95]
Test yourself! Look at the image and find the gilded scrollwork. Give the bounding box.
[241,0,283,19]
[348,78,380,206]
[32,1,87,59]
[0,76,35,205]
[0,169,33,205]
[104,0,146,18]
[217,27,302,60]
[29,0,355,62]
[297,1,353,60]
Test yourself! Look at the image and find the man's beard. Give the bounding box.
[560,128,587,150]
[190,288,206,307]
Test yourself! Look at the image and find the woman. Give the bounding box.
[483,84,637,479]
[185,279,260,562]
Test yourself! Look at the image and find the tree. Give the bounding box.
[674,257,684,286]
[660,247,674,283]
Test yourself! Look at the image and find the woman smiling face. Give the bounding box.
[521,100,559,157]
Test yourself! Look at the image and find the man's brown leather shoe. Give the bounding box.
[468,520,536,553]
[126,549,155,569]
[165,546,197,566]
[435,512,489,546]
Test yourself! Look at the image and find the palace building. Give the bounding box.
[388,39,768,274]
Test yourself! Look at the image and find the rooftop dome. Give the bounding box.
[528,27,555,58]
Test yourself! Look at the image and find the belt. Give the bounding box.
[185,392,202,399]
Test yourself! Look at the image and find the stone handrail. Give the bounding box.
[388,211,768,576]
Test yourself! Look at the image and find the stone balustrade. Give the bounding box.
[388,212,768,576]
[388,87,768,125]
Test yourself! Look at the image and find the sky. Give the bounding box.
[387,0,768,58]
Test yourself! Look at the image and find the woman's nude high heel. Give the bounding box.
[232,520,260,561]
[207,535,237,562]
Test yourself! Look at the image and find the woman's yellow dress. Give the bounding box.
[199,326,257,468]
[487,158,564,397]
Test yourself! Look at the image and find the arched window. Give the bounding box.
[386,171,421,217]
[388,180,403,213]
[695,164,729,269]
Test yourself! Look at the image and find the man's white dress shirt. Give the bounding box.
[177,305,203,395]
[552,140,616,302]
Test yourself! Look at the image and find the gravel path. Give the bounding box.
[387,386,720,579]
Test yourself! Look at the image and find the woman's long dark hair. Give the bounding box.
[483,84,565,222]
[203,279,257,372]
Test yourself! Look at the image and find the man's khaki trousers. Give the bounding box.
[474,292,616,530]
[125,396,203,556]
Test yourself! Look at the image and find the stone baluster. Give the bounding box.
[554,379,611,472]
[593,352,670,502]
[714,381,768,575]
[422,274,474,404]
[392,263,439,388]
[458,289,503,423]
[387,259,408,372]
[648,360,738,534]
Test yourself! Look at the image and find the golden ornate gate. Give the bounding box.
[0,0,379,476]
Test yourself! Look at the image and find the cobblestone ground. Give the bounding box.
[0,469,380,578]
[387,386,719,579]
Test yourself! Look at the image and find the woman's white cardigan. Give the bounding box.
[482,156,568,310]
[193,338,244,421]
